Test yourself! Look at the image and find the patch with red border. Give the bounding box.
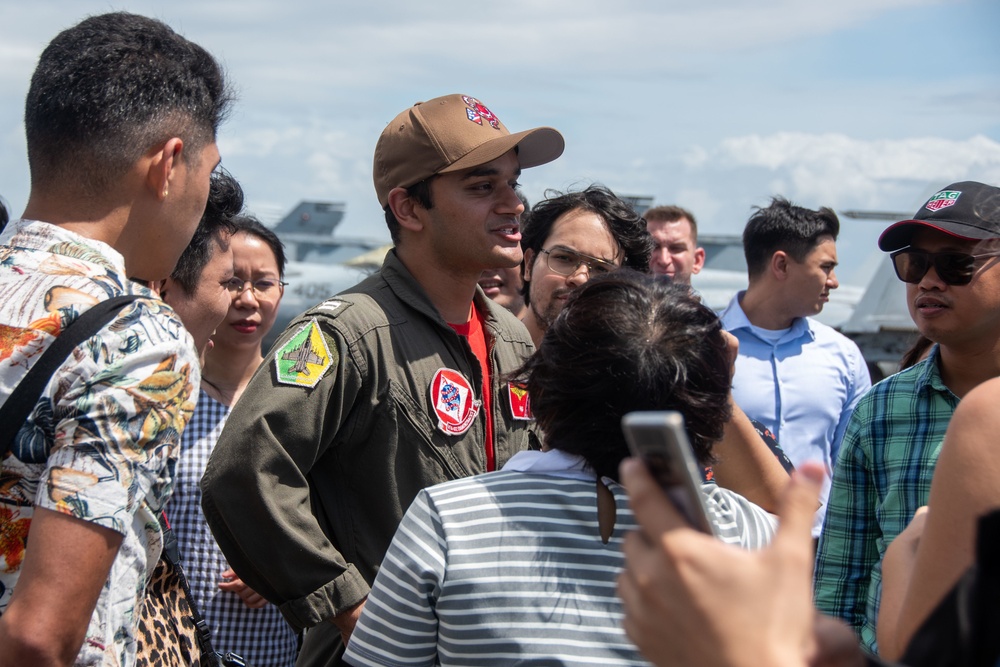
[507,382,533,420]
[429,368,481,435]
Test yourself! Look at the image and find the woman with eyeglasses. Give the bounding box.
[169,214,300,667]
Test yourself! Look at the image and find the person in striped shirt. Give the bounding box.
[344,270,776,667]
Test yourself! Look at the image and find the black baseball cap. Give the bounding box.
[878,181,1000,252]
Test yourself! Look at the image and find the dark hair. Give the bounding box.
[899,334,934,371]
[25,12,233,195]
[0,198,8,232]
[517,270,732,479]
[743,196,839,278]
[644,205,699,241]
[520,185,654,304]
[170,170,243,294]
[383,178,434,244]
[230,215,287,279]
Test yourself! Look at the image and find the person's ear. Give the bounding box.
[771,251,790,280]
[692,247,706,275]
[523,248,537,282]
[387,187,425,234]
[145,137,184,201]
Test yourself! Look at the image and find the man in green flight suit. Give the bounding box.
[201,94,564,665]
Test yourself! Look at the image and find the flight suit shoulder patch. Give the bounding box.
[274,318,337,388]
[310,298,354,318]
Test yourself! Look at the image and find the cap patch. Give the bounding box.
[925,190,961,212]
[462,96,500,130]
[274,319,335,388]
[508,382,533,421]
[429,368,481,435]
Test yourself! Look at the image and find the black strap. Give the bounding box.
[0,294,141,458]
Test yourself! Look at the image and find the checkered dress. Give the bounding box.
[168,391,299,666]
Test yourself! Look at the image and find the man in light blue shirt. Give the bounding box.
[721,197,871,535]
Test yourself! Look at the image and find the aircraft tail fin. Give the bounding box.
[273,201,347,237]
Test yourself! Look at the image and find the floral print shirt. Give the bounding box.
[0,219,200,666]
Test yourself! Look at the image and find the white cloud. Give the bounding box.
[686,133,1000,209]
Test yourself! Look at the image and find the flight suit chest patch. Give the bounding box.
[429,368,480,435]
[508,382,533,420]
[275,318,336,388]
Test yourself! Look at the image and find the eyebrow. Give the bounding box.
[460,166,522,180]
[548,244,619,267]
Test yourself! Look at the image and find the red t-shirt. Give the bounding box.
[449,307,494,471]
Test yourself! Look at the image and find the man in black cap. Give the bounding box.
[814,181,1000,655]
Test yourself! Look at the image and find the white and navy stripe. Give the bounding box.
[345,454,776,667]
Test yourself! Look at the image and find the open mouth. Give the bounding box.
[478,279,503,294]
[491,223,521,242]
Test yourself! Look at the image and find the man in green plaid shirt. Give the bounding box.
[814,181,1000,656]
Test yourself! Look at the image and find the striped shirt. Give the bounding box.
[814,346,958,655]
[344,449,776,667]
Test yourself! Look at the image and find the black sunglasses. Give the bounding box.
[889,248,1000,286]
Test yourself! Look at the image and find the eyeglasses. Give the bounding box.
[890,248,1000,286]
[226,277,288,297]
[541,246,619,277]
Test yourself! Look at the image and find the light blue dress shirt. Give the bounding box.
[720,291,871,535]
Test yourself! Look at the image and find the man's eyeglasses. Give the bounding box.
[890,248,1000,286]
[541,246,619,277]
[226,277,288,297]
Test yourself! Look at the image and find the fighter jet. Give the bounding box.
[263,201,388,351]
[281,338,327,375]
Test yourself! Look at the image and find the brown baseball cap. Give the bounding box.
[373,94,565,208]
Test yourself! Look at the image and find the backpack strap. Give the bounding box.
[0,294,142,458]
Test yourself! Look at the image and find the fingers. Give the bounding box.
[217,573,269,608]
[619,458,688,537]
[240,590,268,609]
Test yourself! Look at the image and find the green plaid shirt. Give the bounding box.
[814,345,959,655]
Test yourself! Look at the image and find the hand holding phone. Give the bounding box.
[621,411,717,536]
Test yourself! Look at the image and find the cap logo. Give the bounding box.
[429,368,481,435]
[925,190,961,212]
[462,95,501,130]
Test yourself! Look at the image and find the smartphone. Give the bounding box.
[621,411,717,536]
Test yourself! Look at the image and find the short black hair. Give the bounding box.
[170,170,243,294]
[0,198,8,233]
[25,12,233,195]
[230,215,287,279]
[517,270,732,479]
[743,196,839,278]
[520,185,654,304]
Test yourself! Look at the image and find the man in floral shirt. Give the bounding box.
[0,12,231,666]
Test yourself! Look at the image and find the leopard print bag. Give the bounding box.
[134,513,209,666]
[134,554,203,666]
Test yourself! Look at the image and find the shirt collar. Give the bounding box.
[501,449,596,481]
[720,291,814,343]
[3,219,128,277]
[915,344,953,397]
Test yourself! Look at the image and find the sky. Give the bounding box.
[2,0,999,285]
